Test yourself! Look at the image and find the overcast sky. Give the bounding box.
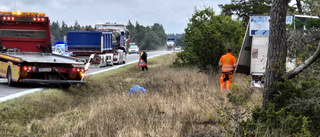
[0,0,230,33]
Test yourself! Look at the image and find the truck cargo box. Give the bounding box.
[67,31,101,51]
[67,31,113,52]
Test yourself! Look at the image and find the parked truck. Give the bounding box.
[0,11,87,88]
[166,38,175,51]
[236,15,319,87]
[66,23,128,67]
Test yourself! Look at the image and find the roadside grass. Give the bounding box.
[0,53,262,136]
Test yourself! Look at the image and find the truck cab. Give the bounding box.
[96,23,129,64]
[166,38,175,51]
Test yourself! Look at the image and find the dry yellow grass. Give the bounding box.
[0,53,263,136]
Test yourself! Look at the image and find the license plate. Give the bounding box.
[38,68,52,72]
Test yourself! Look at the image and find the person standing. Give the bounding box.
[141,50,148,71]
[219,49,237,92]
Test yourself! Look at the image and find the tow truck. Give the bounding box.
[0,11,87,88]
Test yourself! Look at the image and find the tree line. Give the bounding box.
[50,20,94,45]
[126,20,167,50]
[50,20,171,51]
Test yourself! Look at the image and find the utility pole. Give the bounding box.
[15,0,16,11]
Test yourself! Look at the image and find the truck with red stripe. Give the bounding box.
[0,11,87,88]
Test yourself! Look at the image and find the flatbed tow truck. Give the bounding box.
[0,11,87,88]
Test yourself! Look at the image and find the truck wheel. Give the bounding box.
[7,67,15,86]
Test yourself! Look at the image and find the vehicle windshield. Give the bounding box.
[130,46,138,49]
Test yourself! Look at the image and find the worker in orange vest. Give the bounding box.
[219,49,238,93]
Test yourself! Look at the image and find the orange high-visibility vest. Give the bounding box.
[219,53,238,73]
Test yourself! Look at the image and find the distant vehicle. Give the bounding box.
[174,46,181,51]
[52,42,72,56]
[166,38,176,51]
[129,45,139,54]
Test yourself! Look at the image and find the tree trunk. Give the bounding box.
[263,0,290,109]
[296,0,303,14]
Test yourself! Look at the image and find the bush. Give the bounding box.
[173,7,244,73]
[240,79,320,136]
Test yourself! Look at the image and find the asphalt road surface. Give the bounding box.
[0,50,170,101]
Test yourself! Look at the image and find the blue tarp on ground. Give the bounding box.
[128,85,147,94]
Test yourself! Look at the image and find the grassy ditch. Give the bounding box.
[0,53,262,136]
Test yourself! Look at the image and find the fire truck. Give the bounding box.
[0,11,87,88]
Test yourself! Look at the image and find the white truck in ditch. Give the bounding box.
[236,15,319,87]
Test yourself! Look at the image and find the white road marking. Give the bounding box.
[0,88,43,103]
[0,79,8,83]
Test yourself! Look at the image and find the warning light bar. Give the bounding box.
[0,11,45,16]
[1,11,47,22]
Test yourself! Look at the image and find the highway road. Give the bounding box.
[0,50,170,102]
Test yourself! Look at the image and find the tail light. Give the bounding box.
[72,68,85,73]
[2,16,15,21]
[23,66,33,71]
[32,17,45,22]
[114,52,119,55]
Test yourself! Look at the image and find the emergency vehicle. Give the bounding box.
[0,11,87,88]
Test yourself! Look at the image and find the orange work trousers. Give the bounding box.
[220,72,233,91]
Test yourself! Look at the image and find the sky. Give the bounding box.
[0,0,230,34]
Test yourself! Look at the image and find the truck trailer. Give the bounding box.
[236,15,319,87]
[0,11,87,88]
[66,23,128,67]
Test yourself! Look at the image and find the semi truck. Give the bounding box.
[166,38,175,51]
[66,23,128,67]
[236,15,319,87]
[0,11,87,88]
